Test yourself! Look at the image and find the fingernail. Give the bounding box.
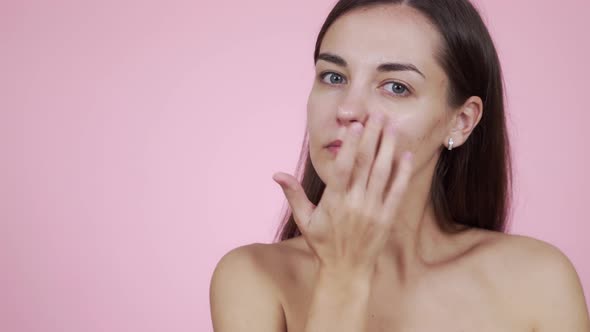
[387,122,396,134]
[350,122,363,135]
[373,112,384,123]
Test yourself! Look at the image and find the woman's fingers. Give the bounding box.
[329,122,364,193]
[366,120,397,204]
[271,115,414,274]
[382,151,413,223]
[349,112,385,197]
[272,172,316,235]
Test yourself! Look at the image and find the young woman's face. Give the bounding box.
[307,5,454,183]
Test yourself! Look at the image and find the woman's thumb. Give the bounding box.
[272,172,315,234]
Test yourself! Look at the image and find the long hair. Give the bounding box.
[274,0,513,242]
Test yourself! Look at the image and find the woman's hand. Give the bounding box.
[272,112,414,276]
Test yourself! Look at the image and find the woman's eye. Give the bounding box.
[319,72,346,85]
[318,72,410,97]
[383,82,411,96]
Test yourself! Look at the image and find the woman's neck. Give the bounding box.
[376,160,470,283]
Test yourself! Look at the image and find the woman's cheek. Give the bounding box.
[385,113,420,155]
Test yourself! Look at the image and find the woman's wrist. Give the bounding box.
[316,266,374,297]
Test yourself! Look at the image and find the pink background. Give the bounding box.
[2,0,589,331]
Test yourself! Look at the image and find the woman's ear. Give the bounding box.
[446,96,483,149]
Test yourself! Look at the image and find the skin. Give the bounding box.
[210,4,590,332]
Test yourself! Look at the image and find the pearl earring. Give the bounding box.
[448,137,454,151]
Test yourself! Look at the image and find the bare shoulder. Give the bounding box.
[475,231,571,264]
[209,241,300,332]
[472,231,581,285]
[475,231,582,278]
[473,231,590,331]
[211,238,311,286]
[209,237,313,331]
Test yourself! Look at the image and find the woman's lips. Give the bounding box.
[326,139,343,148]
[327,146,341,154]
[326,139,343,155]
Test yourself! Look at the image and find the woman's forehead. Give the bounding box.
[319,5,442,73]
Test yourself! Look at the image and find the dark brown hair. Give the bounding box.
[274,0,513,242]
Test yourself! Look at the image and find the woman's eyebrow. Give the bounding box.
[316,52,426,79]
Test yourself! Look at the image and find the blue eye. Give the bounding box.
[318,71,411,97]
[319,72,346,85]
[383,82,411,97]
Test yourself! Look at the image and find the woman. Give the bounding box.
[210,0,590,331]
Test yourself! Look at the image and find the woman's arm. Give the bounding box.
[301,268,373,332]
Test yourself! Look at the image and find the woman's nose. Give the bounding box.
[336,105,369,126]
